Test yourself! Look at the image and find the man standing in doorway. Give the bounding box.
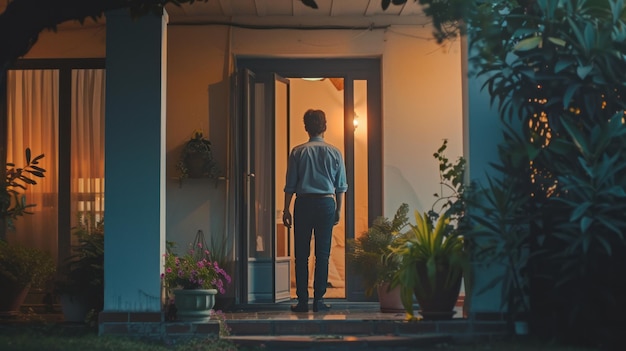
[282,109,348,313]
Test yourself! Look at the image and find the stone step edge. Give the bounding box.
[223,333,452,349]
[224,319,509,337]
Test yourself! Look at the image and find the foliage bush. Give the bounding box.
[0,334,244,351]
[460,0,626,347]
[378,0,626,346]
[0,239,56,288]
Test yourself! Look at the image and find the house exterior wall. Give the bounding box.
[19,14,507,314]
[165,25,465,248]
[21,19,465,251]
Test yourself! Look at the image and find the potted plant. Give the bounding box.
[55,215,104,323]
[389,210,467,320]
[161,239,231,322]
[175,129,220,184]
[347,203,409,312]
[0,148,55,317]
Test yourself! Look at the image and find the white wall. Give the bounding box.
[382,27,463,217]
[165,25,231,253]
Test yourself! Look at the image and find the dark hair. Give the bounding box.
[303,109,327,136]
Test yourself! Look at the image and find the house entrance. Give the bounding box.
[234,58,382,304]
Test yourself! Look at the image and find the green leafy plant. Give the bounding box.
[389,211,466,319]
[176,129,220,184]
[1,148,46,238]
[465,175,533,322]
[347,203,409,297]
[55,214,105,314]
[466,0,626,344]
[0,148,52,315]
[461,120,538,325]
[0,240,56,288]
[529,113,626,342]
[430,139,467,227]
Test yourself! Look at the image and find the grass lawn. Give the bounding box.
[0,327,602,351]
[0,314,603,351]
[423,340,600,351]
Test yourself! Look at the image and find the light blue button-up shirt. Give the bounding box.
[284,136,348,195]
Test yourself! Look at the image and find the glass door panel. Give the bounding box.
[71,69,105,234]
[353,79,368,245]
[244,71,291,303]
[273,75,290,302]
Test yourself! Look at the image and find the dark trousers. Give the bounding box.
[293,196,336,303]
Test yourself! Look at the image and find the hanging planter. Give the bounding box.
[176,129,220,185]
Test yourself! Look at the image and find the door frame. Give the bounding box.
[233,57,383,303]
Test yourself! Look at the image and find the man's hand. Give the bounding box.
[283,210,292,228]
[334,210,340,225]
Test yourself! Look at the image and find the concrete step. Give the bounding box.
[224,333,452,351]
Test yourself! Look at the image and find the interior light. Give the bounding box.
[302,77,324,81]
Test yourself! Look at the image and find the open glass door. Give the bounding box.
[273,74,291,301]
[236,57,382,304]
[239,69,291,303]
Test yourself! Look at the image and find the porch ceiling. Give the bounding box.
[0,0,428,29]
[165,0,428,27]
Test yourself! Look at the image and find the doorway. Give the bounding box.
[233,58,382,304]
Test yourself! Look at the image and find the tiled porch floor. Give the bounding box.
[220,300,463,321]
[218,301,501,350]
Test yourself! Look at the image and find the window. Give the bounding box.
[6,60,105,265]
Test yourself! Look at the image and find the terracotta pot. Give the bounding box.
[173,289,217,322]
[377,282,404,313]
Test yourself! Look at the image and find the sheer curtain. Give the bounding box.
[6,68,106,263]
[71,69,105,231]
[7,70,59,261]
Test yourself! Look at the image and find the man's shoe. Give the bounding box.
[290,303,309,313]
[313,300,331,312]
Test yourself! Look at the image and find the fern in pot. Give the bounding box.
[347,203,409,312]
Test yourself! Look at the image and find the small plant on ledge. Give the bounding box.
[176,129,220,186]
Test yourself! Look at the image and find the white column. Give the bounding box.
[103,9,168,312]
[465,40,507,316]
